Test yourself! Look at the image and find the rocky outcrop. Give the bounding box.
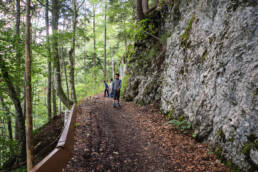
[124,0,258,170]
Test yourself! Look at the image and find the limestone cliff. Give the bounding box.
[124,0,258,170]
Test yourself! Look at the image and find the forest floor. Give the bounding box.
[63,95,230,172]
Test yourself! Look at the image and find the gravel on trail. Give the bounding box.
[63,95,229,172]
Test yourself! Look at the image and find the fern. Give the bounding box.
[168,119,191,132]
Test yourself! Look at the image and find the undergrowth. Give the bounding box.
[168,119,191,132]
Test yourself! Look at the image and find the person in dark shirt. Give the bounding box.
[104,81,109,97]
[112,73,121,107]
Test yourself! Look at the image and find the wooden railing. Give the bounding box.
[30,104,76,172]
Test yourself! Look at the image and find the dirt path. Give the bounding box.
[63,96,229,172]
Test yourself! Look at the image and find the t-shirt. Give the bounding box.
[112,79,121,91]
[104,82,109,89]
[110,82,113,91]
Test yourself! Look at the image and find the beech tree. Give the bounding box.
[45,0,52,121]
[25,0,33,169]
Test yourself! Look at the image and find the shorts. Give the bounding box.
[114,90,120,100]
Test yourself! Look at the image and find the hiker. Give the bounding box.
[109,78,113,98]
[112,73,121,107]
[104,81,109,97]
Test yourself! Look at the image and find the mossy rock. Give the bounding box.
[144,79,158,95]
[228,136,235,142]
[208,34,216,45]
[254,87,258,96]
[225,159,241,172]
[201,49,208,62]
[180,13,195,48]
[121,74,131,97]
[217,127,226,142]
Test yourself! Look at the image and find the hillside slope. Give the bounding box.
[124,0,258,170]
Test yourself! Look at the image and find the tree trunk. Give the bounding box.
[136,0,145,20]
[52,69,57,116]
[142,0,148,14]
[110,46,114,77]
[15,0,21,143]
[25,0,34,169]
[69,0,77,103]
[0,56,26,162]
[104,0,107,81]
[7,116,12,141]
[52,0,73,108]
[62,48,70,99]
[93,3,96,69]
[143,0,159,15]
[45,0,52,121]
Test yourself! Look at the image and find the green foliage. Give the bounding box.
[10,167,27,172]
[167,107,174,120]
[225,159,241,172]
[242,142,255,155]
[121,74,131,96]
[215,147,223,159]
[0,137,18,168]
[178,114,185,121]
[180,13,196,48]
[242,134,257,156]
[168,119,191,132]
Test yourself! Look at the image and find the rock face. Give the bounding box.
[124,0,258,170]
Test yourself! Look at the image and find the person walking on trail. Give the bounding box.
[104,81,109,97]
[109,78,113,98]
[112,73,122,107]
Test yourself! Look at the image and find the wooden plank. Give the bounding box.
[30,148,70,172]
[30,104,76,172]
[57,104,76,148]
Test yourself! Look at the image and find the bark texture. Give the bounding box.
[104,1,107,80]
[136,0,145,20]
[69,0,77,103]
[45,0,52,121]
[25,0,34,169]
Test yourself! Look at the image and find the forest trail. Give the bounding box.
[63,95,229,172]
